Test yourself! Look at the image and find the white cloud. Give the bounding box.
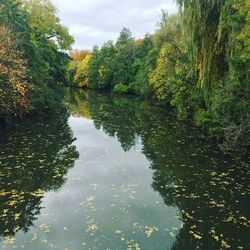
[52,0,178,50]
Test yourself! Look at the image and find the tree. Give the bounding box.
[22,0,74,84]
[176,0,250,150]
[176,0,228,89]
[131,34,155,96]
[149,14,197,118]
[113,28,136,86]
[0,25,31,117]
[74,55,92,87]
[87,42,117,89]
[22,0,73,50]
[68,50,91,85]
[0,0,74,119]
[69,50,91,61]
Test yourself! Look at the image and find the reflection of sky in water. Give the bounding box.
[1,116,181,250]
[1,89,248,249]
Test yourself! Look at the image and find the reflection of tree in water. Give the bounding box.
[69,89,250,249]
[140,110,250,249]
[151,158,250,249]
[0,108,79,238]
[64,88,92,119]
[88,92,143,151]
[67,89,143,151]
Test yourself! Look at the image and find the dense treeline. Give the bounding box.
[70,2,250,152]
[0,0,73,119]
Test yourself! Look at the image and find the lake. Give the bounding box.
[0,88,249,249]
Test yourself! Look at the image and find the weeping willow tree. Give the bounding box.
[176,0,228,90]
[176,0,250,151]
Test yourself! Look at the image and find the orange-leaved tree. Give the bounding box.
[0,25,32,117]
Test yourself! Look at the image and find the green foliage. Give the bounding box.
[22,0,73,84]
[0,0,74,119]
[87,42,117,89]
[191,0,250,151]
[70,6,249,151]
[149,14,198,119]
[86,30,136,90]
[112,28,136,86]
[1,0,244,151]
[176,0,228,89]
[73,29,155,96]
[131,35,155,96]
[113,83,131,94]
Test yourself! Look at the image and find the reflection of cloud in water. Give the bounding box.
[64,89,250,249]
[0,89,249,249]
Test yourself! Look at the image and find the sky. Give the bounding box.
[52,0,178,50]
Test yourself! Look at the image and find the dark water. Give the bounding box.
[0,89,249,250]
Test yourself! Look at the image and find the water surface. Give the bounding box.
[0,89,249,249]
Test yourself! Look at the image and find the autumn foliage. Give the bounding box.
[0,25,31,117]
[69,49,91,62]
[0,0,74,119]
